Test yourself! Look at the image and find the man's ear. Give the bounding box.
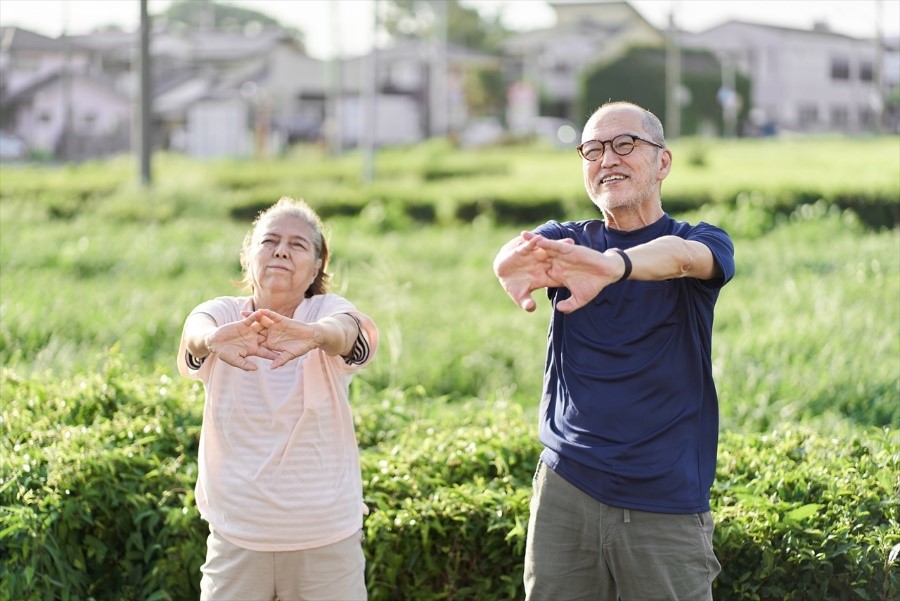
[657,148,673,181]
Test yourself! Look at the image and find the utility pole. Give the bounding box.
[719,53,738,138]
[429,0,448,138]
[62,0,72,161]
[326,1,343,156]
[664,8,681,139]
[874,0,884,134]
[362,0,379,182]
[138,0,152,186]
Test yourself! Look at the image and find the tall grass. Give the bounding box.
[1,138,898,436]
[1,139,898,600]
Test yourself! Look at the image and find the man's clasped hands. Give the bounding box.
[496,231,626,315]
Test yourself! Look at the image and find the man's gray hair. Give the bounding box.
[592,101,666,147]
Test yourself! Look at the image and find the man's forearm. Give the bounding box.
[620,236,718,281]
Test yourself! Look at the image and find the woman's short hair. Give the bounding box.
[239,196,330,297]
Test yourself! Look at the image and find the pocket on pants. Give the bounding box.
[532,460,543,486]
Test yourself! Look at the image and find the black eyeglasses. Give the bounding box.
[577,134,664,161]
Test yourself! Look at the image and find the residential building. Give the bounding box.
[682,20,888,134]
[339,39,501,148]
[501,0,665,133]
[1,24,326,159]
[1,21,499,159]
[0,26,128,160]
[3,1,898,162]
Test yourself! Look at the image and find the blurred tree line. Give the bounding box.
[580,47,752,138]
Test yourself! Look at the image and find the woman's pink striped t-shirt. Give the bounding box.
[177,294,378,551]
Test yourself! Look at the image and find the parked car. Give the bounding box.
[0,131,28,161]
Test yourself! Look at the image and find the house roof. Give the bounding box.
[0,66,127,108]
[693,19,873,42]
[0,26,64,53]
[62,29,136,52]
[61,26,294,62]
[187,29,289,61]
[346,39,501,68]
[154,59,270,118]
[501,0,663,54]
[548,0,662,35]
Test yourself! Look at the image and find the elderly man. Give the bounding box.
[493,101,735,601]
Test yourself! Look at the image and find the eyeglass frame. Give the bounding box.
[576,134,665,161]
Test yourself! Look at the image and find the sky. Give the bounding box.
[0,0,897,60]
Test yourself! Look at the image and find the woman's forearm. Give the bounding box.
[314,313,360,357]
[183,313,219,359]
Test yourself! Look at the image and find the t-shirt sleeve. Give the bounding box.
[311,295,379,372]
[533,220,574,241]
[176,297,241,379]
[687,223,735,289]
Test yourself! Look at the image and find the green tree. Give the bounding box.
[578,46,752,137]
[381,0,510,121]
[380,0,509,53]
[159,0,305,50]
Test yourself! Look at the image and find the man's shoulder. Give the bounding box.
[535,218,603,237]
[666,216,730,240]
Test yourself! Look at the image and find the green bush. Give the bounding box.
[1,142,898,600]
[713,429,900,601]
[2,367,897,601]
[1,361,204,601]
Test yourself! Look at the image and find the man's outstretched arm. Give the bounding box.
[493,231,571,312]
[533,235,721,313]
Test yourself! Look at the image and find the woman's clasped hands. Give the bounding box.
[206,309,322,371]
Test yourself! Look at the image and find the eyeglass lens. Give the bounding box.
[579,135,636,161]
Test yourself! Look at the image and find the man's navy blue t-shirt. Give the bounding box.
[534,214,735,514]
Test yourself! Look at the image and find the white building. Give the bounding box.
[501,0,664,130]
[682,20,887,134]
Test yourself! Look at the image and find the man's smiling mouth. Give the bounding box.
[601,174,627,184]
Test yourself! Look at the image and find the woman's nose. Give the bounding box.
[274,244,289,258]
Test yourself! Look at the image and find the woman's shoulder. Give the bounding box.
[297,294,356,319]
[198,295,252,309]
[192,296,253,321]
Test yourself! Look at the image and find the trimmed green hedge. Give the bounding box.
[713,429,900,600]
[1,143,897,230]
[2,363,898,601]
[225,188,898,231]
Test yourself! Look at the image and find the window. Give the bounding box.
[831,58,850,80]
[798,105,819,129]
[549,57,570,75]
[830,105,849,128]
[859,107,875,127]
[859,61,874,82]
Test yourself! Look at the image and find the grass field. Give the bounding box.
[1,137,898,599]
[1,138,898,433]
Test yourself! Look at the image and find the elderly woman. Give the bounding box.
[177,196,378,601]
